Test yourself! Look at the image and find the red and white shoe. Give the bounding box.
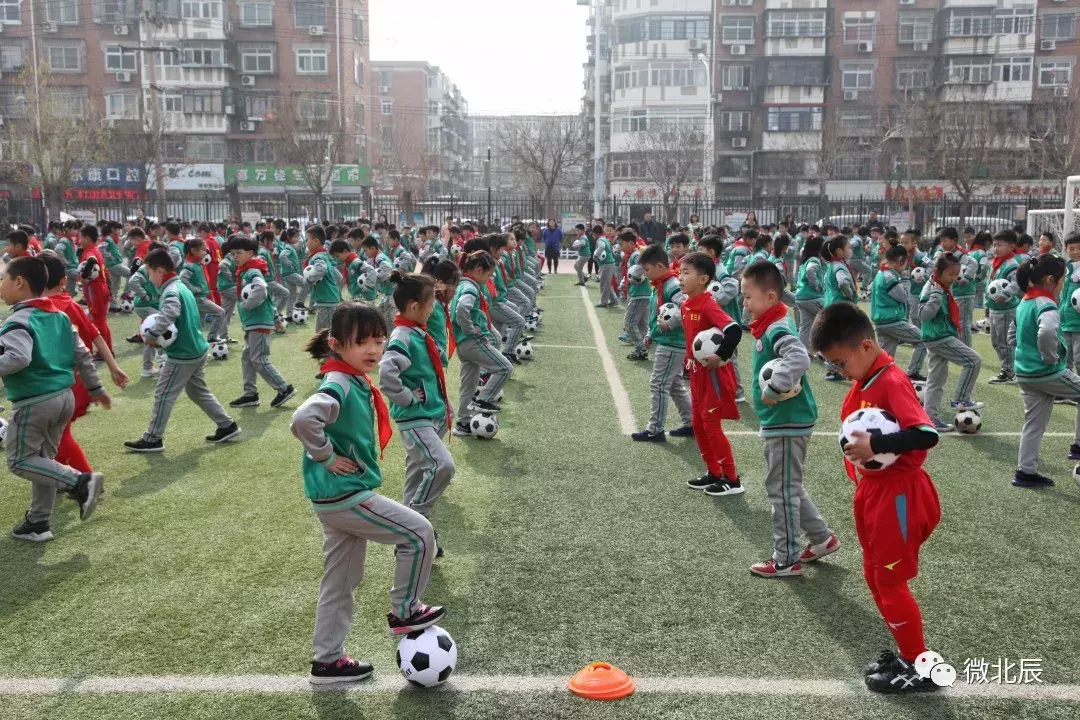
[750,558,803,578]
[800,533,840,563]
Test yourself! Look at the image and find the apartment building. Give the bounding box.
[468,114,587,197]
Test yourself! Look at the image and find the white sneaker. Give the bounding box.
[141,367,160,378]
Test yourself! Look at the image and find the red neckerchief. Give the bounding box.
[304,247,323,268]
[837,258,859,296]
[840,350,895,483]
[318,358,392,458]
[394,316,452,430]
[933,275,962,332]
[749,303,789,339]
[1024,287,1059,302]
[185,253,202,264]
[651,270,675,313]
[440,298,456,358]
[235,257,269,285]
[21,297,57,312]
[344,251,358,266]
[991,250,1016,274]
[160,271,177,284]
[733,238,750,250]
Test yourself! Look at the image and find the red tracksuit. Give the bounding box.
[205,235,222,304]
[681,292,740,479]
[51,292,98,473]
[79,244,113,351]
[842,351,941,663]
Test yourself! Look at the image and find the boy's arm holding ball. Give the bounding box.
[760,332,809,406]
[241,273,268,311]
[143,289,181,347]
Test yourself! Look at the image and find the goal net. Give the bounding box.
[1026,175,1080,245]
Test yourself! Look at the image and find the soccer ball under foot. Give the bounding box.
[396,625,457,687]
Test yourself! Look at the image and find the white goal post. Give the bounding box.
[1026,175,1080,246]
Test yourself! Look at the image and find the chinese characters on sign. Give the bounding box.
[70,164,143,189]
[63,189,148,201]
[225,164,371,188]
[961,658,1044,685]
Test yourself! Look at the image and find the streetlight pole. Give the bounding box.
[590,0,605,221]
[485,146,492,229]
[693,49,713,208]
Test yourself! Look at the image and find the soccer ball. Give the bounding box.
[119,298,135,313]
[839,408,902,470]
[78,258,100,281]
[987,279,1012,302]
[538,279,545,291]
[275,315,288,333]
[291,308,308,324]
[912,380,926,403]
[707,280,724,303]
[758,358,802,402]
[658,302,681,329]
[628,264,646,284]
[692,327,725,364]
[515,341,533,360]
[240,284,254,302]
[396,626,457,688]
[211,342,229,360]
[0,417,7,447]
[572,237,585,251]
[954,409,982,434]
[976,317,991,332]
[303,264,321,285]
[1070,288,1080,313]
[470,413,499,439]
[524,318,538,332]
[910,267,927,285]
[201,254,212,265]
[1073,465,1080,491]
[139,314,178,348]
[449,245,462,260]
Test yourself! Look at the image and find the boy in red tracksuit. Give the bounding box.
[811,302,944,695]
[679,252,745,495]
[203,227,223,305]
[78,224,113,351]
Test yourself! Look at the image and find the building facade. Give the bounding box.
[468,114,587,197]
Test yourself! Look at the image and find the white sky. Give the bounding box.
[370,0,590,116]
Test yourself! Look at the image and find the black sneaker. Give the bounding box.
[907,372,927,383]
[295,302,307,310]
[469,398,502,414]
[669,425,694,438]
[229,394,260,408]
[504,352,522,366]
[124,438,164,453]
[824,371,845,382]
[865,650,898,677]
[631,429,666,442]
[705,476,746,496]
[388,604,447,636]
[1069,443,1080,461]
[309,655,374,685]
[687,473,717,490]
[206,422,242,443]
[521,335,535,342]
[71,472,104,521]
[126,333,143,344]
[1012,469,1055,488]
[451,421,473,437]
[270,385,296,408]
[11,515,53,543]
[627,350,648,361]
[865,655,941,694]
[988,372,1015,385]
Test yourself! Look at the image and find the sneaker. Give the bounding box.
[750,558,803,578]
[226,337,238,344]
[1012,469,1055,488]
[469,398,502,414]
[126,333,143,344]
[71,472,104,521]
[824,371,846,382]
[669,425,694,438]
[124,438,164,453]
[631,429,666,442]
[865,655,940,694]
[687,473,717,490]
[1068,443,1080,461]
[950,400,984,411]
[503,352,522,366]
[11,515,53,543]
[618,333,629,342]
[434,530,444,559]
[270,385,296,408]
[295,302,307,310]
[387,604,447,636]
[735,391,747,403]
[627,350,648,361]
[521,335,535,342]
[451,420,473,437]
[140,368,160,379]
[908,372,927,383]
[594,303,607,308]
[865,650,898,677]
[309,655,373,685]
[800,533,840,563]
[229,394,260,408]
[704,477,746,496]
[931,419,954,433]
[1055,398,1077,406]
[988,372,1015,384]
[206,422,241,443]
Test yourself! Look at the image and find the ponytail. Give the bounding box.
[305,329,333,361]
[1016,253,1066,293]
[801,235,823,263]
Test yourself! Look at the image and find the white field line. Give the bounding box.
[0,674,1078,701]
[722,431,1075,439]
[531,344,595,350]
[580,285,636,435]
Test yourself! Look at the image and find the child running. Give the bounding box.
[821,236,857,381]
[872,245,927,378]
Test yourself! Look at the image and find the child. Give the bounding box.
[850,225,873,293]
[572,224,592,286]
[361,236,395,328]
[593,224,619,308]
[1016,233,1034,263]
[53,223,80,294]
[900,231,930,381]
[668,233,689,275]
[1064,235,1080,377]
[631,244,693,442]
[304,225,343,333]
[123,249,240,452]
[986,229,1022,384]
[258,230,290,326]
[970,231,991,315]
[679,252,743,496]
[488,234,528,364]
[794,236,825,352]
[811,303,943,694]
[933,227,978,347]
[78,224,113,352]
[872,245,927,379]
[742,261,836,578]
[216,239,237,345]
[698,235,746,403]
[1038,231,1056,256]
[422,257,460,366]
[0,256,109,540]
[379,272,454,555]
[917,254,983,431]
[330,239,374,303]
[228,237,295,409]
[1012,253,1080,486]
[821,236,857,381]
[450,251,514,437]
[165,222,185,267]
[99,223,128,308]
[387,229,417,274]
[278,229,305,311]
[621,232,651,361]
[179,237,226,342]
[202,225,222,306]
[290,303,446,684]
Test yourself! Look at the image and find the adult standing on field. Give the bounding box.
[640,213,665,245]
[543,218,563,275]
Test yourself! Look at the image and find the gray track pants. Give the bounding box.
[8,391,80,525]
[136,307,158,370]
[400,420,454,518]
[65,270,78,297]
[990,309,1017,377]
[795,299,823,353]
[574,256,589,283]
[490,301,525,353]
[850,258,872,290]
[924,337,981,421]
[907,294,928,375]
[378,296,396,331]
[456,337,513,423]
[956,294,975,347]
[877,321,927,377]
[268,280,289,316]
[314,306,336,333]
[599,264,617,306]
[242,331,289,396]
[196,296,225,341]
[219,287,237,340]
[1066,332,1080,371]
[142,356,233,442]
[624,297,650,353]
[312,495,435,663]
[282,274,305,309]
[647,345,693,433]
[1018,370,1080,473]
[108,263,130,302]
[764,435,831,567]
[508,286,532,317]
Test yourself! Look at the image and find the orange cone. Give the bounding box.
[567,662,636,701]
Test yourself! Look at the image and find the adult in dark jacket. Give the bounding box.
[542,218,563,274]
[640,213,665,245]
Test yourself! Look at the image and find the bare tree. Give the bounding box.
[625,119,703,223]
[374,112,439,218]
[496,116,588,218]
[1030,92,1080,181]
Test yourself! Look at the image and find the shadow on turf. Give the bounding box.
[0,544,90,621]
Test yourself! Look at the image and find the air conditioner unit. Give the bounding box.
[1055,86,1070,97]
[732,137,747,148]
[1041,40,1057,51]
[224,104,234,115]
[0,116,5,126]
[241,75,255,86]
[843,90,859,100]
[857,42,873,53]
[113,24,129,36]
[714,92,723,104]
[43,22,58,33]
[687,38,703,51]
[308,25,325,36]
[239,120,257,131]
[915,42,929,52]
[116,72,132,83]
[731,44,746,55]
[900,0,914,4]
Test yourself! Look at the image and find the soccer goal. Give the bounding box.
[1026,175,1080,244]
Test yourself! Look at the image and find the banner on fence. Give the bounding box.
[225,165,371,189]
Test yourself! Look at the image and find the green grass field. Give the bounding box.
[1,274,1079,720]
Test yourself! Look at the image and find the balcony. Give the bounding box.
[159,112,228,133]
[753,57,829,87]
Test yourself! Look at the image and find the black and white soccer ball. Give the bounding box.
[912,380,926,403]
[839,408,902,470]
[1073,464,1080,491]
[954,409,982,434]
[628,264,646,284]
[396,625,457,688]
[515,341,534,360]
[0,416,7,447]
[240,284,254,302]
[1070,288,1080,313]
[78,258,100,281]
[139,314,178,348]
[470,413,499,439]
[759,358,802,401]
[201,253,212,266]
[975,317,991,332]
[303,264,320,285]
[572,237,586,251]
[449,244,463,260]
[211,342,229,360]
[525,317,538,333]
[658,302,680,329]
[119,298,135,313]
[707,280,724,303]
[910,267,927,285]
[987,279,1012,302]
[692,327,725,364]
[291,307,308,324]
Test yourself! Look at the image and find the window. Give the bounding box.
[610,160,646,179]
[613,67,648,90]
[186,135,225,162]
[898,12,933,43]
[721,64,750,90]
[240,93,275,119]
[841,63,875,90]
[766,11,826,38]
[993,8,1034,36]
[721,17,754,44]
[181,0,220,19]
[717,156,750,179]
[766,107,822,132]
[0,41,25,71]
[721,111,750,131]
[646,16,710,40]
[949,9,993,38]
[895,61,931,89]
[839,108,873,133]
[354,98,364,128]
[993,56,1032,83]
[762,57,827,85]
[722,0,752,6]
[46,41,83,72]
[183,90,222,114]
[295,47,328,74]
[1043,13,1077,42]
[352,12,363,40]
[240,1,271,26]
[293,0,324,27]
[354,54,363,86]
[616,20,646,43]
[297,95,329,120]
[379,70,391,88]
[53,87,86,115]
[842,16,876,44]
[947,57,992,84]
[1039,61,1072,87]
[45,0,78,23]
[241,46,274,74]
[234,140,278,163]
[0,0,20,23]
[648,63,705,87]
[161,93,182,113]
[614,109,649,133]
[105,91,138,119]
[182,45,224,67]
[94,0,135,23]
[381,99,393,115]
[104,45,137,72]
[837,155,873,181]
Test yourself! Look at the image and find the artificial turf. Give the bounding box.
[0,274,1078,719]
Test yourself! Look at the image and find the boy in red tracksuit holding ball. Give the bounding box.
[812,302,944,695]
[78,224,113,352]
[679,252,744,496]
